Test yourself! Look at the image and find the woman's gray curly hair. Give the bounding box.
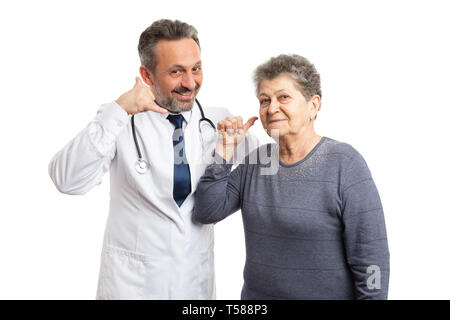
[253,54,322,101]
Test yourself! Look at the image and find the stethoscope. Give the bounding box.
[132,98,216,174]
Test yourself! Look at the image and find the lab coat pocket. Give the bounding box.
[97,245,164,300]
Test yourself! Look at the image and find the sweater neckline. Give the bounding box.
[278,136,327,168]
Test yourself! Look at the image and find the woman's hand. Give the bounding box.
[216,116,258,162]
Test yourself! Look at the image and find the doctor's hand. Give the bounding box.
[115,77,167,115]
[215,116,258,162]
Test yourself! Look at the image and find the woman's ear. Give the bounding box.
[139,65,154,86]
[309,95,321,120]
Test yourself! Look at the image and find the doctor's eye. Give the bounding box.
[192,66,202,73]
[170,69,182,76]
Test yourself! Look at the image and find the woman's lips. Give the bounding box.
[269,119,287,124]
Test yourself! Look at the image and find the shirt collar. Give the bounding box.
[158,103,195,124]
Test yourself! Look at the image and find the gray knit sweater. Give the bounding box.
[193,137,389,299]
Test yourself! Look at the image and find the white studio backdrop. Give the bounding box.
[0,0,449,299]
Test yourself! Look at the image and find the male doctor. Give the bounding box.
[48,19,257,299]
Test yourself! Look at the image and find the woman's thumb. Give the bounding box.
[244,117,258,131]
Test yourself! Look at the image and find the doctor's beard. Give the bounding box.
[153,83,200,113]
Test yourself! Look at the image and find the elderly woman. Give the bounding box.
[193,54,389,300]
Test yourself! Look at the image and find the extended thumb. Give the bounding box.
[244,117,258,131]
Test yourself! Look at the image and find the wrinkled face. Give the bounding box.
[258,74,318,138]
[148,38,202,113]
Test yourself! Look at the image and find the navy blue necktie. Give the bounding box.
[167,114,191,207]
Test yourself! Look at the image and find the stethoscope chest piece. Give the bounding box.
[135,159,148,174]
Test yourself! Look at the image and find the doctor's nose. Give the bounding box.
[181,72,197,91]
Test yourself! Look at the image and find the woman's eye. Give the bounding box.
[260,99,270,106]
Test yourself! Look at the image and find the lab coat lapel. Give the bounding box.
[182,103,202,212]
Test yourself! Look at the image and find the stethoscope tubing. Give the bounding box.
[132,98,214,173]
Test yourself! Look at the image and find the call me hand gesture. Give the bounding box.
[116,77,168,115]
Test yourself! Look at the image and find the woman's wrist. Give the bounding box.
[215,143,236,163]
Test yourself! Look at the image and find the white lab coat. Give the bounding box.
[48,101,258,299]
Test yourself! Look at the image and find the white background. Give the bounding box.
[1,0,449,299]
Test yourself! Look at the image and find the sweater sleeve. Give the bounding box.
[193,154,244,224]
[341,151,390,300]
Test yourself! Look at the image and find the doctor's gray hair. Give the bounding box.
[138,19,200,73]
[253,54,322,101]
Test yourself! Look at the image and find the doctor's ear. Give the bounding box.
[139,65,154,87]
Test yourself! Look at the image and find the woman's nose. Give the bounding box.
[268,100,280,114]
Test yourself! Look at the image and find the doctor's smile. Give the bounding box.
[172,85,199,102]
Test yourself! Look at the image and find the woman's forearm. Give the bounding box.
[193,157,242,224]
